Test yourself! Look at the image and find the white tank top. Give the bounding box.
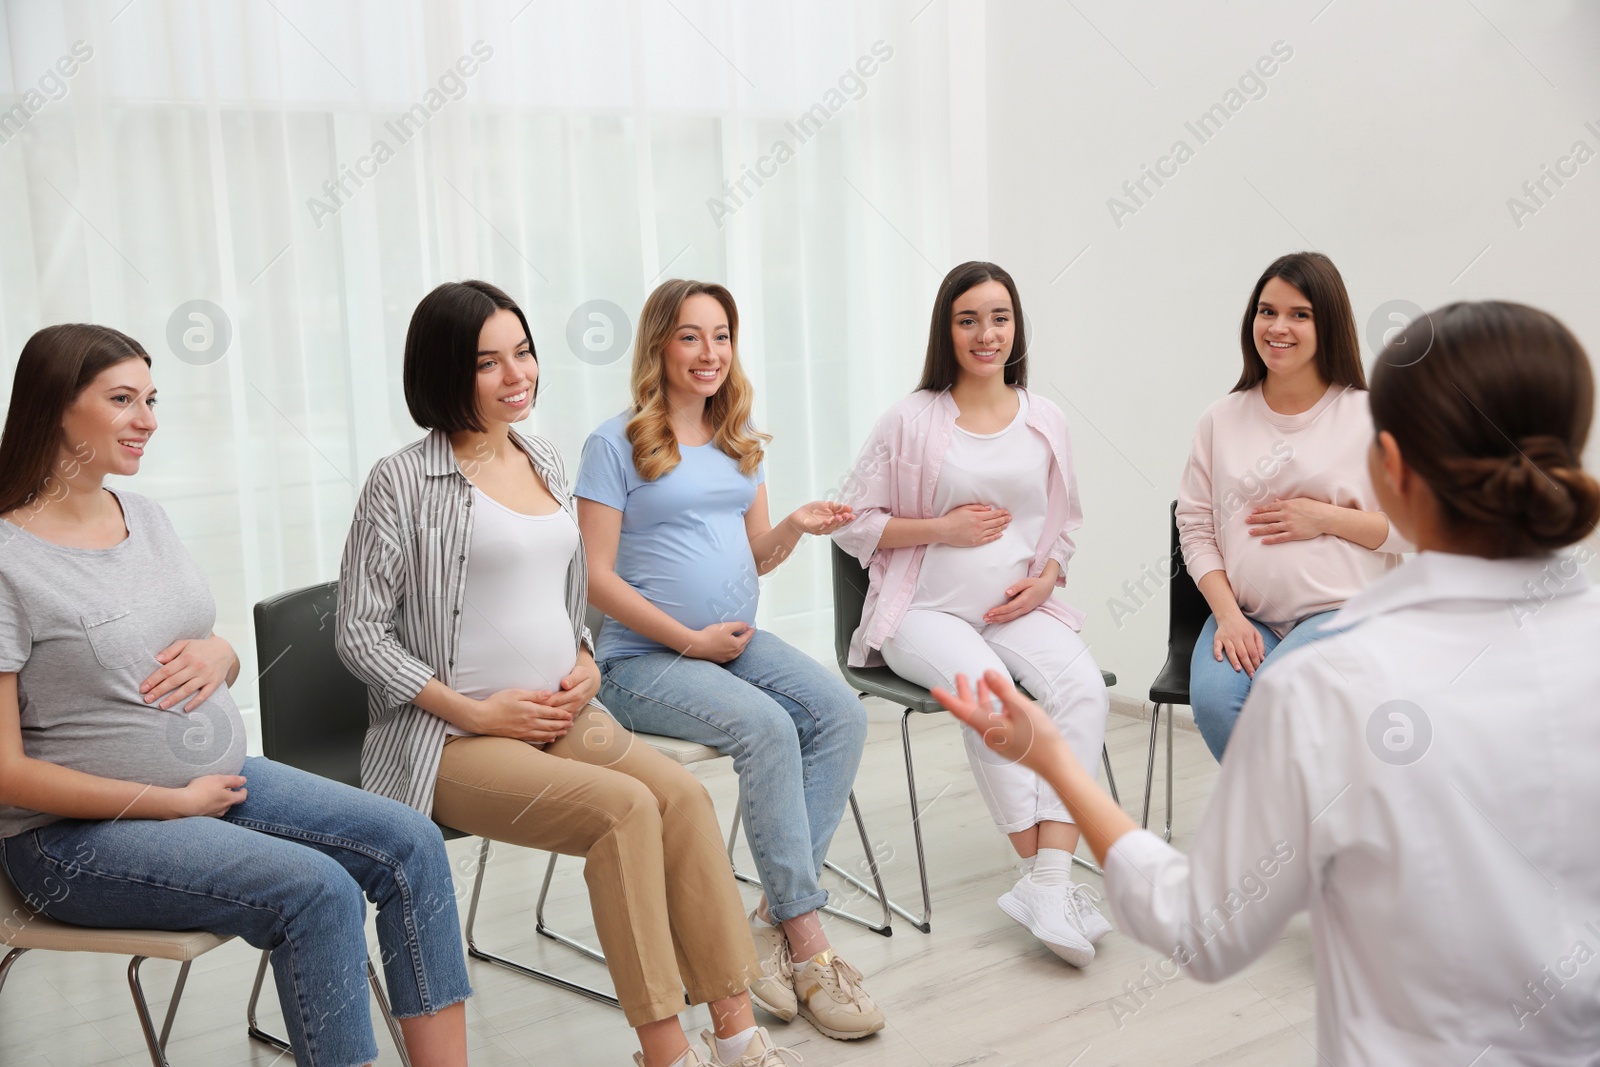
[910,391,1052,624]
[446,487,582,736]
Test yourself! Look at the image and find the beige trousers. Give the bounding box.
[432,705,758,1026]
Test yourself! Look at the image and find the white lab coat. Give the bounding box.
[1105,550,1600,1066]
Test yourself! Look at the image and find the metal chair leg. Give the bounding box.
[1165,699,1174,843]
[534,851,607,963]
[129,956,184,1067]
[463,835,619,1009]
[897,709,935,933]
[246,950,292,1050]
[726,792,896,936]
[817,792,892,935]
[367,956,413,1067]
[0,946,28,999]
[1102,742,1120,807]
[1140,703,1175,843]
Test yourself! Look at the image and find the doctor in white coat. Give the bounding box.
[935,299,1600,1065]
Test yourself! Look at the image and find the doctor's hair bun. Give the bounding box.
[1370,300,1599,557]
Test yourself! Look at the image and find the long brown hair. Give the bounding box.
[918,261,1029,392]
[1234,252,1365,393]
[1370,300,1598,557]
[0,324,151,516]
[626,279,768,480]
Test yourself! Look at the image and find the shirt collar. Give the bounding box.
[1331,549,1593,629]
[420,428,544,478]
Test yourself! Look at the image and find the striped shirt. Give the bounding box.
[336,428,594,814]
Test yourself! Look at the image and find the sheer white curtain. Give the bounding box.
[0,0,961,727]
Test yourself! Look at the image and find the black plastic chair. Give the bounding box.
[252,581,622,1018]
[829,542,1121,933]
[1144,501,1211,843]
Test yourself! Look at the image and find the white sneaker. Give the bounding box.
[700,1026,802,1066]
[998,876,1095,967]
[1066,881,1113,944]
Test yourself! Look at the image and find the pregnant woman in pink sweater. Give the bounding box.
[1178,252,1407,760]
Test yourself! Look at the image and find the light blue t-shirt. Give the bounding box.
[575,412,764,661]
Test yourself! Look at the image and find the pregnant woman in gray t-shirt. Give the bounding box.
[0,325,472,1067]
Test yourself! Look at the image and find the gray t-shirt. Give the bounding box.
[0,489,247,839]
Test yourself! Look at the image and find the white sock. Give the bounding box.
[1029,847,1074,888]
[715,1026,759,1063]
[664,1047,694,1067]
[1019,854,1036,877]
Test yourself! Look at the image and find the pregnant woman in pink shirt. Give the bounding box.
[835,262,1111,967]
[1178,251,1407,760]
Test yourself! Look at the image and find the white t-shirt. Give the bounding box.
[910,391,1052,624]
[447,487,582,736]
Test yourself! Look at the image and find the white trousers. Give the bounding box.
[880,608,1109,835]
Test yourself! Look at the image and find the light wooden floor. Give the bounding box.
[0,702,1320,1066]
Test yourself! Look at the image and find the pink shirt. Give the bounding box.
[833,388,1087,667]
[1176,383,1408,637]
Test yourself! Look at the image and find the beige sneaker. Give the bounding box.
[699,1026,801,1066]
[792,948,885,1040]
[746,910,797,1022]
[633,1044,709,1066]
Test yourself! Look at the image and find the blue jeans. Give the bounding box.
[1190,610,1340,761]
[599,630,868,923]
[0,757,471,1067]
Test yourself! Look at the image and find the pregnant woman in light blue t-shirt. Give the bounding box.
[576,280,887,1043]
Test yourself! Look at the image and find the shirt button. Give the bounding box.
[448,659,454,667]
[458,555,466,562]
[453,609,460,616]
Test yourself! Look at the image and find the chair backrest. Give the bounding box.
[830,541,870,673]
[1166,500,1212,671]
[253,581,370,788]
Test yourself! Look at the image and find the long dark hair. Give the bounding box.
[918,261,1028,392]
[403,280,537,434]
[1234,252,1365,393]
[1370,300,1598,557]
[0,324,151,516]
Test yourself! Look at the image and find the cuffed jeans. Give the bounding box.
[1190,609,1340,760]
[599,630,868,923]
[0,756,471,1067]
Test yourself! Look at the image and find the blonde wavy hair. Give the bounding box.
[627,279,769,481]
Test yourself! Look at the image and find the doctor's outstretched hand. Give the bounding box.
[932,669,1138,864]
[930,670,1066,777]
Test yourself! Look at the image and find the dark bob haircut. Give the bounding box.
[1234,251,1365,393]
[403,280,535,434]
[918,261,1028,392]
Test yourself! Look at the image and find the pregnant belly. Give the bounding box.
[25,699,249,789]
[915,535,1034,624]
[454,606,579,700]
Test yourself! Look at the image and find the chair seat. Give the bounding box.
[845,665,1118,714]
[0,876,228,961]
[842,665,945,714]
[1149,652,1190,706]
[636,732,723,765]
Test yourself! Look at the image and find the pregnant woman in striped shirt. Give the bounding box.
[336,281,788,1067]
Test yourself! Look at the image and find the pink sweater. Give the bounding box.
[1176,384,1408,637]
[833,388,1086,667]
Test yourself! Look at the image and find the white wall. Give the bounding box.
[983,0,1600,693]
